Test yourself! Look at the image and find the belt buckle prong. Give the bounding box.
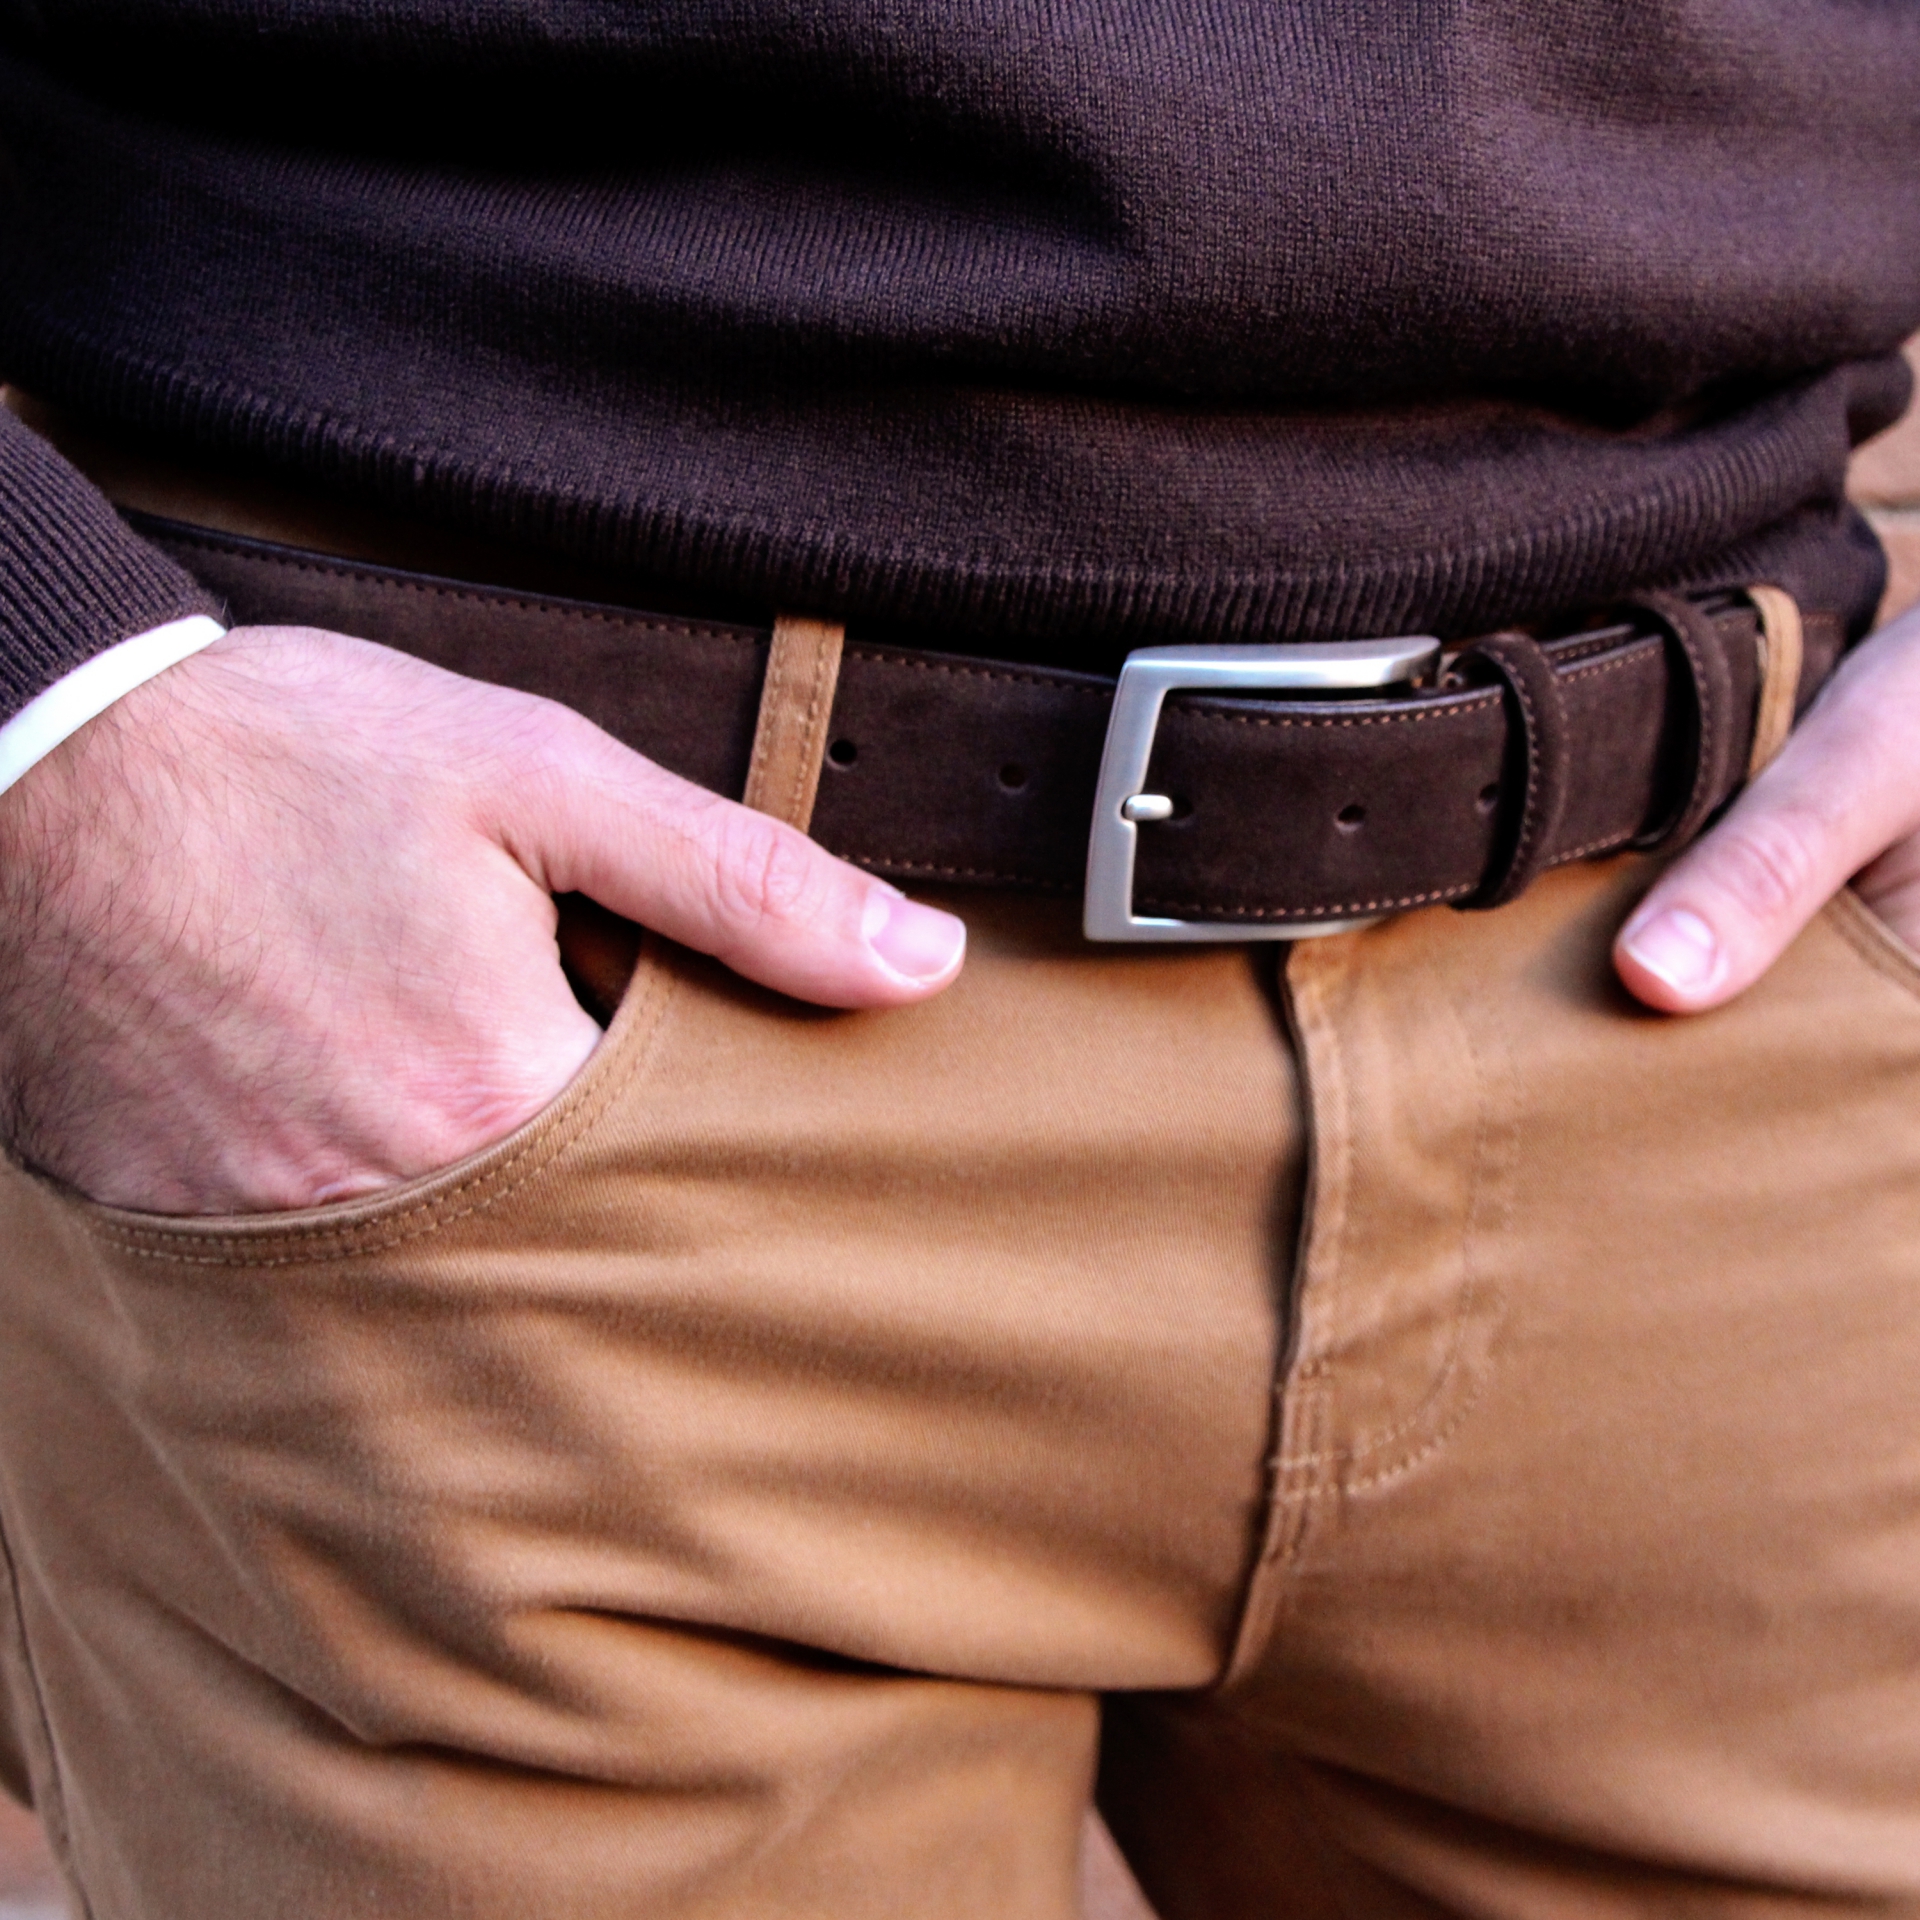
[1083,637,1442,943]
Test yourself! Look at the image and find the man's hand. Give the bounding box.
[1616,600,1920,1011]
[0,626,966,1215]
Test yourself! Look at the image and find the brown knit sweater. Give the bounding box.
[1,2,1917,723]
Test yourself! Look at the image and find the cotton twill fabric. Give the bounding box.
[1108,862,1920,1914]
[9,860,1920,1914]
[0,894,1294,1919]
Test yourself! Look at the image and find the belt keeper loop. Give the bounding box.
[1457,629,1570,910]
[1744,585,1804,778]
[743,614,846,832]
[1622,590,1735,853]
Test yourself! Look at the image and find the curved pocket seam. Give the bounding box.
[1825,888,1920,1002]
[84,952,681,1268]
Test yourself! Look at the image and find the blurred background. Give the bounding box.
[1855,337,1920,625]
[1,338,1917,1918]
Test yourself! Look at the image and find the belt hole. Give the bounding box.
[1477,781,1500,813]
[1336,803,1366,831]
[827,738,858,769]
[998,761,1029,791]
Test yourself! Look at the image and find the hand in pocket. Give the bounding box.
[1617,599,1920,1012]
[0,626,964,1214]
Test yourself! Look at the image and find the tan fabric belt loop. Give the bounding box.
[1745,584,1805,778]
[564,615,842,1026]
[743,614,846,832]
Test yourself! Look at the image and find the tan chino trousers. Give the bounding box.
[9,832,1920,1914]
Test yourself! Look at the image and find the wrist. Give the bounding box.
[0,614,227,800]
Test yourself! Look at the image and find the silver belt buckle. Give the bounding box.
[1083,637,1442,943]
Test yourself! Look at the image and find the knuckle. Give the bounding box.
[1709,810,1824,923]
[705,809,827,938]
[475,694,585,790]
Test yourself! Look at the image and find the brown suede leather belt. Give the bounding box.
[136,512,1843,938]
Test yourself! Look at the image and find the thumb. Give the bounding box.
[495,704,967,1009]
[1613,621,1920,1013]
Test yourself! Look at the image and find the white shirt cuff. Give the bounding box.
[0,614,228,799]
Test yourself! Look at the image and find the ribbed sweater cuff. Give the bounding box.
[0,404,222,726]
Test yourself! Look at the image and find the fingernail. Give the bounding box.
[1622,907,1721,993]
[862,886,966,983]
